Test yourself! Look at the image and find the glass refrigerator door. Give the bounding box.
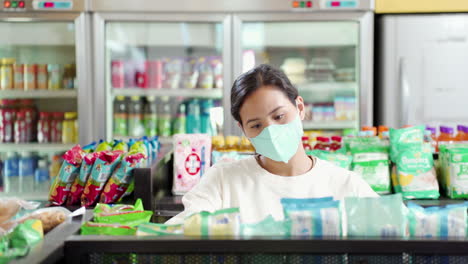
[99,15,230,144]
[0,15,87,199]
[238,20,360,136]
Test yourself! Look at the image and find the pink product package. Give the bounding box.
[172,134,212,195]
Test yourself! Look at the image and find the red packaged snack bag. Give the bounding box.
[81,151,123,207]
[100,152,145,204]
[48,145,85,205]
[67,152,99,205]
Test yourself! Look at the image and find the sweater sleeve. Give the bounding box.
[165,165,224,224]
[346,171,380,198]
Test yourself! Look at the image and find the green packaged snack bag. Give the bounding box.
[94,210,153,227]
[389,125,425,162]
[395,144,439,199]
[308,150,353,170]
[112,140,129,152]
[350,143,391,194]
[95,140,113,152]
[9,219,43,249]
[184,208,240,237]
[345,194,407,237]
[136,223,183,236]
[81,222,136,236]
[241,215,288,238]
[442,147,468,198]
[94,198,144,214]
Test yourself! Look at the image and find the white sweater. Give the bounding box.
[166,156,378,224]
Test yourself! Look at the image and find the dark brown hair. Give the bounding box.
[230,64,298,124]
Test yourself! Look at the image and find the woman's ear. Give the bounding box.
[296,96,306,121]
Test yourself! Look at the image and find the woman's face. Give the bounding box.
[239,85,305,138]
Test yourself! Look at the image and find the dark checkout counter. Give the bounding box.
[10,146,468,264]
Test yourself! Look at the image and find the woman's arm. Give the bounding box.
[165,165,223,224]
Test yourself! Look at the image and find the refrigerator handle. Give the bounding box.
[399,57,410,127]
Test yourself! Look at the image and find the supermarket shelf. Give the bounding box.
[303,120,357,130]
[296,82,358,93]
[114,136,173,146]
[0,90,77,99]
[0,143,76,152]
[112,88,223,99]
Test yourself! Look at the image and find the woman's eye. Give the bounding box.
[274,114,285,121]
[250,124,261,129]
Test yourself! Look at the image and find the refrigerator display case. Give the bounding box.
[231,3,374,135]
[91,0,374,141]
[0,0,93,199]
[92,12,231,144]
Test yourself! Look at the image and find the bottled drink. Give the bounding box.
[172,103,186,135]
[62,112,77,144]
[314,137,330,151]
[186,99,201,134]
[51,112,63,143]
[200,99,214,135]
[14,110,27,143]
[302,136,313,152]
[361,126,377,137]
[240,136,255,153]
[22,99,37,142]
[330,136,342,151]
[198,57,214,89]
[455,125,468,142]
[35,159,50,193]
[0,99,14,143]
[437,126,455,152]
[144,96,158,136]
[128,96,144,137]
[113,96,128,137]
[19,152,35,193]
[212,136,226,152]
[37,112,51,143]
[3,152,19,193]
[378,125,389,140]
[157,97,172,137]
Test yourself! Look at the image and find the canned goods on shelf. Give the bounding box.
[24,64,37,90]
[0,58,15,90]
[13,63,24,90]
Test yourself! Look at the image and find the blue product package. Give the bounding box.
[281,197,334,210]
[283,200,341,238]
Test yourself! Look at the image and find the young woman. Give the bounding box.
[167,64,377,224]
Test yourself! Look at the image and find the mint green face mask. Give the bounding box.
[249,115,303,163]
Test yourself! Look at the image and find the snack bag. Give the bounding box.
[112,140,128,152]
[408,202,468,238]
[18,207,70,233]
[67,152,99,205]
[81,222,136,236]
[395,144,439,199]
[0,199,40,225]
[308,150,353,170]
[345,194,407,237]
[82,141,97,153]
[100,152,146,204]
[94,199,144,214]
[184,208,240,237]
[282,200,341,237]
[81,151,123,207]
[136,223,183,236]
[9,219,43,249]
[442,147,468,198]
[241,215,288,238]
[350,143,391,194]
[49,145,85,205]
[94,210,152,227]
[389,126,425,162]
[173,134,211,195]
[95,140,113,152]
